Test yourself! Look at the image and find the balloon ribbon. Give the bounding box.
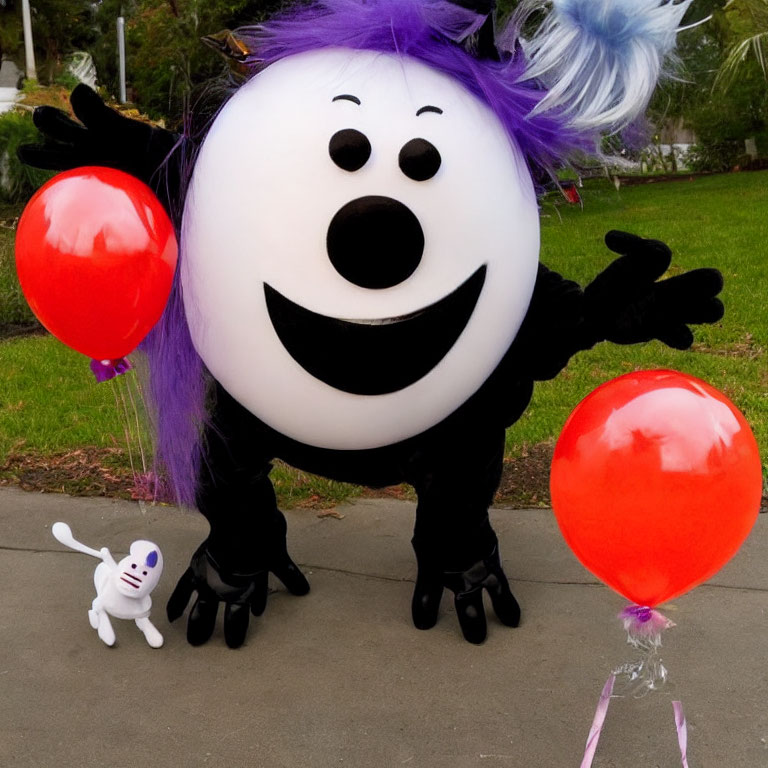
[580,676,689,767]
[580,674,615,768]
[581,604,688,766]
[673,700,690,768]
[90,357,132,382]
[581,674,689,768]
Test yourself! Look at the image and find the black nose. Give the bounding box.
[326,196,424,289]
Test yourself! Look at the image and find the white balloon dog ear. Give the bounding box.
[52,522,164,649]
[514,0,694,133]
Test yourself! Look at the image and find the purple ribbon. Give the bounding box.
[581,675,691,767]
[90,357,132,383]
[580,674,615,768]
[673,700,689,768]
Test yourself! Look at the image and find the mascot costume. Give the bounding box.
[21,0,724,647]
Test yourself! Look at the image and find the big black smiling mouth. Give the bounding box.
[264,265,487,395]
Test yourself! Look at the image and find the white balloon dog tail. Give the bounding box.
[51,522,104,560]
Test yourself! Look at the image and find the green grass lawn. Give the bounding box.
[512,172,768,467]
[1,171,766,503]
[0,225,36,329]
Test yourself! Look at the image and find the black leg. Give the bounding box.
[408,425,520,643]
[167,384,309,647]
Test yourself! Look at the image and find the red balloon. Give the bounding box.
[15,167,177,360]
[551,370,762,607]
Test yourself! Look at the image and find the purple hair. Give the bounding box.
[142,0,587,507]
[241,0,585,168]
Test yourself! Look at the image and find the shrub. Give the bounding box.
[0,228,38,331]
[0,110,54,204]
[685,141,744,173]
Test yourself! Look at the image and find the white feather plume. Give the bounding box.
[512,0,694,133]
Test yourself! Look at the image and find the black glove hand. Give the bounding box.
[411,545,520,644]
[167,541,310,648]
[584,230,724,350]
[17,84,180,213]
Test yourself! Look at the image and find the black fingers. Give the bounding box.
[604,229,644,254]
[19,98,101,172]
[168,546,309,646]
[249,571,269,617]
[187,596,219,646]
[596,249,671,290]
[485,573,521,628]
[685,296,725,325]
[651,268,725,349]
[454,589,487,645]
[224,602,251,649]
[604,230,672,282]
[411,577,444,630]
[166,568,196,623]
[16,144,84,171]
[70,84,126,134]
[655,268,724,308]
[33,105,88,143]
[656,324,695,350]
[271,554,310,596]
[411,547,520,642]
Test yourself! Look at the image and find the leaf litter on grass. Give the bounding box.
[691,333,763,360]
[495,442,555,509]
[0,447,143,499]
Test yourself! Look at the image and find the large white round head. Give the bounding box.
[114,541,163,598]
[182,47,540,450]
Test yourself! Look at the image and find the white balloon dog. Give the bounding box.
[52,522,164,648]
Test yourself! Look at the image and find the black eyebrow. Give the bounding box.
[332,94,361,105]
[416,105,443,116]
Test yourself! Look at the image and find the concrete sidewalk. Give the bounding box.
[0,485,765,767]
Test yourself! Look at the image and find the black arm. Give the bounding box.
[509,262,590,381]
[511,230,725,382]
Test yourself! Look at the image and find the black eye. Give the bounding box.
[142,571,148,576]
[131,563,137,569]
[399,138,441,181]
[329,129,371,172]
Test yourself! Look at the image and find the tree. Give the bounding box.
[0,0,96,82]
[648,1,726,131]
[647,0,768,169]
[716,0,768,87]
[91,1,282,126]
[0,2,23,63]
[30,0,96,81]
